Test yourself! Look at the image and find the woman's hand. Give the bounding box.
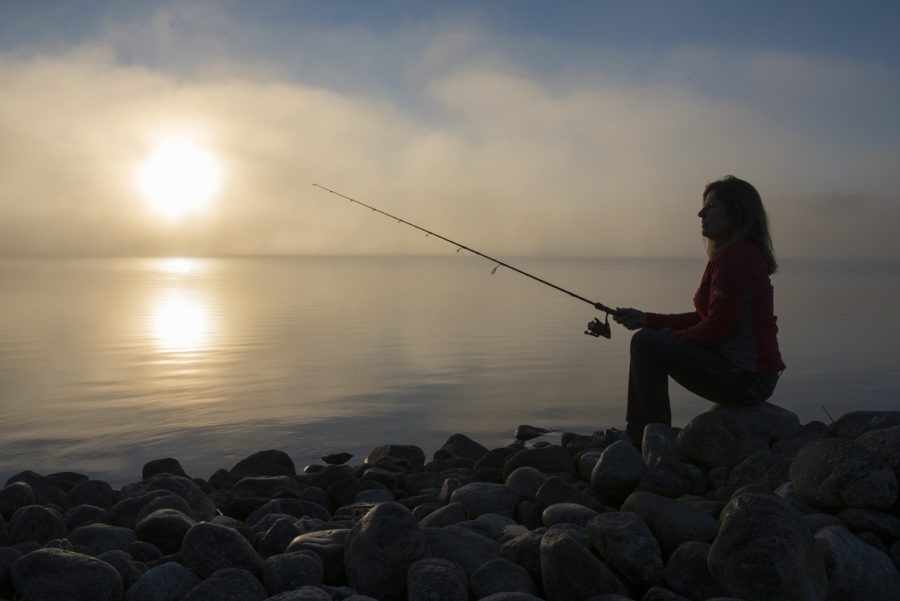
[614,307,647,330]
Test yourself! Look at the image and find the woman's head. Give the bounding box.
[701,175,778,274]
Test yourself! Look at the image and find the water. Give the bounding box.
[1,255,898,485]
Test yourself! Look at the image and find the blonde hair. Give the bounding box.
[703,176,778,274]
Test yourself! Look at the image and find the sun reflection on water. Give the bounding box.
[152,290,212,353]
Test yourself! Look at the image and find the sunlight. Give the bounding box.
[137,136,221,218]
[152,290,211,352]
[158,257,200,275]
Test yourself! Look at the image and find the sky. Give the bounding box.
[1,0,899,259]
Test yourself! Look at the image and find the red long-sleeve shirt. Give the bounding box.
[645,242,786,374]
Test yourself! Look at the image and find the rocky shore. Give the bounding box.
[1,404,899,601]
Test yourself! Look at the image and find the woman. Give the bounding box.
[613,175,785,442]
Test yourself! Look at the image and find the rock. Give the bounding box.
[542,502,599,527]
[126,540,164,563]
[772,421,828,457]
[356,488,393,503]
[515,424,551,441]
[449,482,519,518]
[135,508,196,554]
[892,539,900,571]
[641,588,693,601]
[69,522,137,555]
[141,458,187,479]
[5,470,69,509]
[9,504,66,544]
[500,529,545,589]
[364,444,425,470]
[470,557,537,599]
[789,438,898,509]
[636,459,693,498]
[726,450,792,490]
[181,522,263,578]
[438,433,490,461]
[419,501,467,527]
[423,525,502,576]
[97,550,144,591]
[344,502,427,600]
[134,492,196,524]
[265,587,334,600]
[108,490,173,529]
[69,479,118,509]
[257,517,304,556]
[11,547,123,601]
[406,558,468,601]
[404,471,446,495]
[577,449,605,481]
[181,567,267,601]
[837,507,900,542]
[830,410,900,438]
[802,512,844,533]
[535,476,604,510]
[774,481,816,514]
[286,528,349,585]
[0,482,35,520]
[676,402,800,469]
[587,510,663,589]
[620,492,719,556]
[591,440,647,503]
[505,466,548,501]
[479,593,544,601]
[119,475,216,522]
[321,452,353,465]
[503,445,576,479]
[262,551,324,594]
[540,530,628,601]
[663,541,728,600]
[227,476,304,519]
[0,547,22,598]
[476,447,519,471]
[856,424,900,477]
[230,449,296,480]
[708,492,827,601]
[816,525,900,601]
[246,497,331,526]
[642,423,682,466]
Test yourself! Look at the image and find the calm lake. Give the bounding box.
[1,255,898,485]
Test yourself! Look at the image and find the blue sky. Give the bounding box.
[1,1,898,258]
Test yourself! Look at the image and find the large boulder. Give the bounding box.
[450,482,519,518]
[286,528,349,585]
[181,522,263,578]
[8,504,67,544]
[590,440,647,503]
[181,567,267,601]
[789,438,898,509]
[364,445,426,470]
[406,558,468,601]
[69,523,137,555]
[856,424,900,478]
[663,541,728,600]
[119,475,216,522]
[123,561,201,601]
[231,449,296,480]
[424,525,501,576]
[438,434,490,462]
[11,548,123,601]
[343,501,428,601]
[829,411,900,438]
[707,492,827,601]
[135,508,196,554]
[816,525,900,601]
[262,551,324,595]
[540,531,628,601]
[502,445,576,479]
[587,510,663,589]
[676,402,800,469]
[620,492,719,556]
[470,558,537,599]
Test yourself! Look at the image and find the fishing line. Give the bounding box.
[313,184,618,339]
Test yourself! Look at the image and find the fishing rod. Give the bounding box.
[313,184,618,339]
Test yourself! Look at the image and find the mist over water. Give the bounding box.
[0,256,897,486]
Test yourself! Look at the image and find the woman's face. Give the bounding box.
[699,191,731,242]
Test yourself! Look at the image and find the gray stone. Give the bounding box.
[181,567,267,601]
[708,492,827,601]
[227,476,304,519]
[837,507,900,541]
[540,531,628,601]
[364,444,425,470]
[262,551,324,594]
[591,440,647,503]
[515,424,551,441]
[620,492,719,556]
[266,586,333,600]
[0,546,22,598]
[126,540,164,563]
[505,466,548,501]
[676,402,800,470]
[11,547,123,601]
[69,522,137,555]
[355,488,393,503]
[135,492,196,523]
[636,459,693,498]
[663,541,728,600]
[542,502,599,527]
[587,510,663,588]
[479,593,544,601]
[439,433,490,461]
[135,508,196,554]
[450,482,519,518]
[802,512,845,533]
[535,476,604,510]
[246,497,331,527]
[500,529,545,589]
[642,423,682,466]
[856,424,900,477]
[727,450,792,490]
[424,525,502,576]
[641,588,692,601]
[419,501,467,527]
[404,471,446,495]
[772,421,828,457]
[789,438,898,509]
[108,490,173,529]
[830,410,900,438]
[470,557,537,598]
[142,457,187,479]
[181,522,263,578]
[9,504,66,544]
[69,479,118,509]
[816,524,900,601]
[119,475,215,523]
[503,445,576,479]
[97,550,144,591]
[344,501,427,600]
[257,516,304,556]
[406,558,467,601]
[0,482,35,520]
[230,449,296,480]
[577,449,605,481]
[286,528,349,585]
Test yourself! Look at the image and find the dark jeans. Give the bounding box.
[626,327,780,440]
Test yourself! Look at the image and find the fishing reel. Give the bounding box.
[585,315,612,339]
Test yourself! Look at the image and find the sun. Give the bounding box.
[137,136,221,218]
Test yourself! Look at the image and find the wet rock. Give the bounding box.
[135,508,196,554]
[542,502,599,527]
[364,444,425,470]
[726,450,792,490]
[262,550,324,594]
[642,423,682,466]
[663,541,728,600]
[0,482,35,520]
[11,547,123,601]
[423,524,501,576]
[181,567,267,601]
[676,402,800,469]
[321,452,353,465]
[540,530,628,601]
[227,475,304,519]
[181,522,263,578]
[535,476,604,510]
[593,441,645,500]
[439,433,490,461]
[789,438,898,509]
[771,421,828,457]
[406,558,467,601]
[450,482,519,518]
[829,410,900,438]
[587,510,663,588]
[470,557,537,598]
[620,492,719,556]
[69,522,136,555]
[344,502,427,600]
[69,479,118,509]
[286,528,350,585]
[708,492,827,601]
[230,449,296,480]
[9,504,67,544]
[816,524,900,601]
[419,501,467,527]
[503,445,576,479]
